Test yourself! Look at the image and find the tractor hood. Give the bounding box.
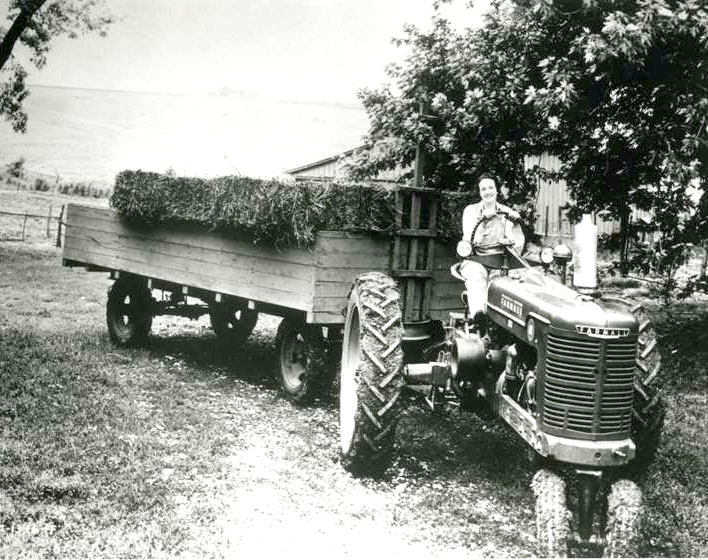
[486,269,637,337]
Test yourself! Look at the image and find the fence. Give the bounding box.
[0,205,65,246]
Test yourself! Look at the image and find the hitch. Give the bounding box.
[403,362,449,386]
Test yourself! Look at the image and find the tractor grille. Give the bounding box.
[542,333,636,437]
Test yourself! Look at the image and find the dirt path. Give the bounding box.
[145,315,536,558]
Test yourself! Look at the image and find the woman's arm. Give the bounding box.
[496,202,521,221]
[462,203,481,242]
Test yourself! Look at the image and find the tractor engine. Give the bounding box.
[405,265,642,469]
[483,270,640,467]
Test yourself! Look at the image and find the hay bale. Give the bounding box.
[110,170,475,248]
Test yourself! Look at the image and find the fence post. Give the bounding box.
[22,212,28,242]
[56,204,65,248]
[46,203,53,238]
[544,206,549,238]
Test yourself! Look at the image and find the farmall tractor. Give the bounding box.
[337,211,664,557]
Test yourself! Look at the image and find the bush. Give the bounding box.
[33,177,51,192]
[5,157,26,179]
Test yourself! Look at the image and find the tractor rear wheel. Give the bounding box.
[106,278,153,347]
[602,297,665,471]
[531,469,572,558]
[275,318,327,404]
[602,479,642,558]
[209,301,258,345]
[339,272,404,475]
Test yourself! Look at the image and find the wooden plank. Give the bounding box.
[64,231,314,297]
[67,224,315,283]
[313,282,354,298]
[404,192,422,321]
[65,244,313,311]
[64,205,317,312]
[67,204,317,267]
[315,252,390,269]
[397,228,436,238]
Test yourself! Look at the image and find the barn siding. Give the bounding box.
[525,154,652,240]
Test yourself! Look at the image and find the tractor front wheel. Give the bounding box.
[275,318,327,404]
[603,479,642,558]
[531,469,572,558]
[339,272,404,475]
[106,278,153,347]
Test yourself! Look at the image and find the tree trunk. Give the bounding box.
[619,210,631,277]
[0,1,47,71]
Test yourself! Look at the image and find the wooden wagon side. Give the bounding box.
[63,204,320,317]
[64,201,463,326]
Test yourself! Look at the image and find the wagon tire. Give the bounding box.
[603,479,642,558]
[531,469,572,558]
[276,318,327,404]
[106,278,153,347]
[209,301,258,345]
[601,297,665,472]
[339,272,404,476]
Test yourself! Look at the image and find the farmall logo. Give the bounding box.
[576,325,630,339]
[501,295,523,317]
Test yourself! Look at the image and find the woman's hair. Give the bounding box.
[478,173,497,185]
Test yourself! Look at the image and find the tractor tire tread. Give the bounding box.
[340,272,404,476]
[531,469,571,558]
[603,479,642,558]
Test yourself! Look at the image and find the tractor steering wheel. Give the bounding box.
[468,210,520,256]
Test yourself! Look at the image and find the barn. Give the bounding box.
[286,149,634,240]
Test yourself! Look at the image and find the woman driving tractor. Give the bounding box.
[457,174,525,318]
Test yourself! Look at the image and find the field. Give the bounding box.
[1,187,708,557]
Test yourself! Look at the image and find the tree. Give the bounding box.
[0,0,114,132]
[345,7,543,210]
[518,0,708,275]
[349,0,708,272]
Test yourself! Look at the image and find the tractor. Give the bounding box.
[337,212,664,557]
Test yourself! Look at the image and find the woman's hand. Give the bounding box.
[506,209,521,222]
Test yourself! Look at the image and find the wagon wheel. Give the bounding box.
[209,300,258,345]
[602,479,643,557]
[339,272,404,475]
[531,469,572,558]
[106,277,153,347]
[275,318,327,404]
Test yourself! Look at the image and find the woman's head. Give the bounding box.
[478,174,497,204]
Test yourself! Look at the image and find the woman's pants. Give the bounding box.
[459,261,497,317]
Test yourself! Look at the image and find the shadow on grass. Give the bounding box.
[145,325,280,393]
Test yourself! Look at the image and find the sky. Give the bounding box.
[1,0,490,104]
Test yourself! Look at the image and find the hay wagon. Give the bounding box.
[62,187,463,401]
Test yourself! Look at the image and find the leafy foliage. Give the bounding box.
[110,171,476,248]
[0,0,114,132]
[345,11,542,203]
[350,0,708,275]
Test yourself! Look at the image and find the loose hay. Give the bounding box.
[110,171,475,248]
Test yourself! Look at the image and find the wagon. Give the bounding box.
[62,187,462,401]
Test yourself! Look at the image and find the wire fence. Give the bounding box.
[0,206,65,246]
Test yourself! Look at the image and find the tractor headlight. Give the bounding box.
[540,246,554,265]
[457,240,472,258]
[553,243,573,263]
[526,318,536,343]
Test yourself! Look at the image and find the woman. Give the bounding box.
[458,174,524,318]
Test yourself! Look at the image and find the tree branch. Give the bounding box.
[0,0,47,71]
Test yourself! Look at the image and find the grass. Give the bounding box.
[638,303,708,557]
[1,230,707,556]
[0,242,537,558]
[0,179,108,245]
